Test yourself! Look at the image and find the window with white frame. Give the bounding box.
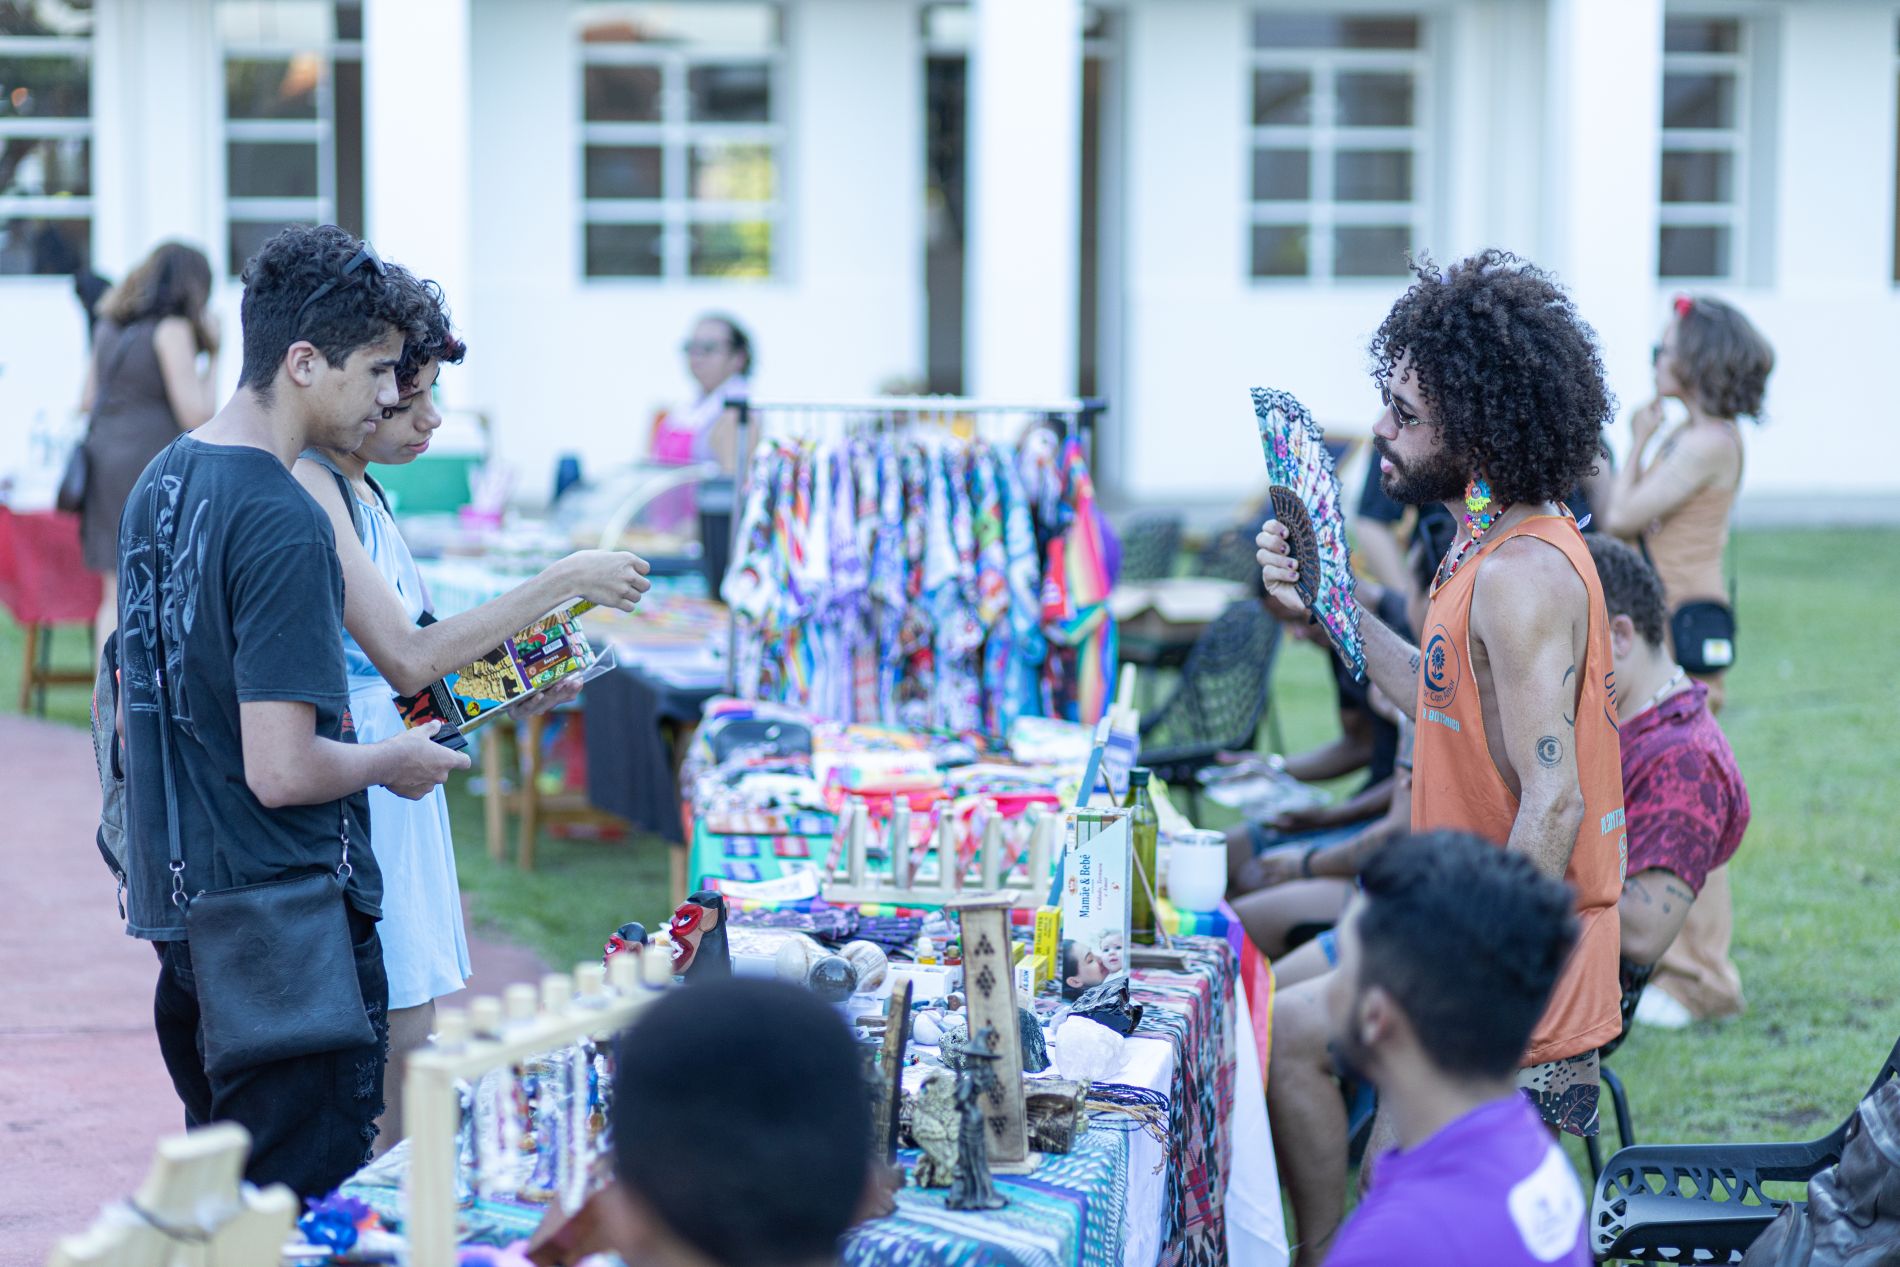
[1247,12,1426,280]
[218,1,364,278]
[1658,15,1747,280]
[0,0,92,276]
[577,2,783,279]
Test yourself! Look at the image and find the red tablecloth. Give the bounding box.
[0,508,103,625]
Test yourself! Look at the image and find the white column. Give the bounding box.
[363,0,476,405]
[965,0,1082,400]
[1543,0,1663,438]
[93,0,217,275]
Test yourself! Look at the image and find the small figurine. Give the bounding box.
[945,1025,1008,1211]
[667,890,731,980]
[907,1070,959,1188]
[603,921,647,964]
[1068,971,1144,1037]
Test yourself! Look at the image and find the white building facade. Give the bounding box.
[3,0,1896,514]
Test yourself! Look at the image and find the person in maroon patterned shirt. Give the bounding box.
[1589,536,1750,985]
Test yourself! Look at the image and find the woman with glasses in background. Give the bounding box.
[653,312,752,477]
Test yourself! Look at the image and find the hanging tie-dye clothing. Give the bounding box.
[1040,435,1119,725]
[723,427,1109,734]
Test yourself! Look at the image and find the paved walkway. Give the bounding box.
[0,716,546,1265]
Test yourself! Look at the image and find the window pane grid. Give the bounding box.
[218,2,361,276]
[579,5,782,280]
[1246,17,1426,281]
[0,19,91,275]
[1658,13,1746,280]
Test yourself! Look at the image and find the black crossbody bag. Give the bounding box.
[143,447,375,1077]
[1639,535,1738,676]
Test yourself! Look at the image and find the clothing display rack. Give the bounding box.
[719,397,1117,733]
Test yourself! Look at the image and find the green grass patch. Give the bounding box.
[11,527,1897,1152]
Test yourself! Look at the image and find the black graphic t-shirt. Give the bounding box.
[117,435,380,940]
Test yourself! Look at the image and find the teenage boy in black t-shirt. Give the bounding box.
[116,224,469,1197]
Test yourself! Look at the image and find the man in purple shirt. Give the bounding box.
[1323,832,1592,1266]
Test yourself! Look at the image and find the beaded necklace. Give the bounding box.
[1431,479,1510,596]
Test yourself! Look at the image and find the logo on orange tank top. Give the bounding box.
[1422,623,1462,710]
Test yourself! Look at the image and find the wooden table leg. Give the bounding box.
[20,622,40,714]
[483,722,506,862]
[518,712,546,872]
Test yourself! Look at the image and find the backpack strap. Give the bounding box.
[298,448,393,545]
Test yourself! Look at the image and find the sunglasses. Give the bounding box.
[1379,379,1425,429]
[293,244,388,334]
[681,339,732,356]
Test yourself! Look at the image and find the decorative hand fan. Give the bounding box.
[1250,387,1367,681]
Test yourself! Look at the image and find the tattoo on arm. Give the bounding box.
[1561,665,1577,728]
[1535,735,1562,768]
[1408,649,1420,677]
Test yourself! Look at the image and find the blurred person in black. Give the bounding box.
[603,978,875,1267]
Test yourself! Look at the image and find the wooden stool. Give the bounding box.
[19,621,94,716]
[481,710,626,870]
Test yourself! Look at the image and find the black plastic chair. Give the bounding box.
[1590,1032,1900,1264]
[1118,512,1184,583]
[1190,524,1266,587]
[1137,600,1280,821]
[1585,959,1655,1183]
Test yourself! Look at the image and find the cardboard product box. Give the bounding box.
[1058,808,1132,999]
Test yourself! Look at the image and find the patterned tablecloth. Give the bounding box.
[342,935,1286,1267]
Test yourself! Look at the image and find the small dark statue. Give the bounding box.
[945,1024,1008,1212]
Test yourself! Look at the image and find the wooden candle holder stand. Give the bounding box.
[404,952,675,1266]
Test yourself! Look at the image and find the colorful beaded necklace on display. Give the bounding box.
[1432,477,1510,595]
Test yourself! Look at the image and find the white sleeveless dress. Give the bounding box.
[342,488,473,1010]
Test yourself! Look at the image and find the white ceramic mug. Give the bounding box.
[1166,829,1228,913]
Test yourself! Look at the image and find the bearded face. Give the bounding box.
[1374,432,1470,506]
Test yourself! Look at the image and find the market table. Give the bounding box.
[0,506,101,713]
[340,931,1286,1267]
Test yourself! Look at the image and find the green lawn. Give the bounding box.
[11,527,1897,1155]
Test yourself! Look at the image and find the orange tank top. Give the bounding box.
[1412,514,1626,1065]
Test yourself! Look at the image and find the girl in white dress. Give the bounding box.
[293,289,651,1152]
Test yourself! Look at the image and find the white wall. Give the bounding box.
[465,0,925,501]
[1670,2,1900,499]
[1118,0,1550,505]
[1116,0,1899,510]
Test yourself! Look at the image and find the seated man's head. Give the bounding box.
[608,978,872,1267]
[236,224,434,451]
[1369,251,1612,511]
[1586,536,1669,684]
[1326,832,1578,1089]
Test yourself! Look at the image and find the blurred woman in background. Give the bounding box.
[1603,294,1772,1027]
[653,312,751,475]
[78,241,219,653]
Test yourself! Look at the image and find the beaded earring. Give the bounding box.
[1464,476,1499,539]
